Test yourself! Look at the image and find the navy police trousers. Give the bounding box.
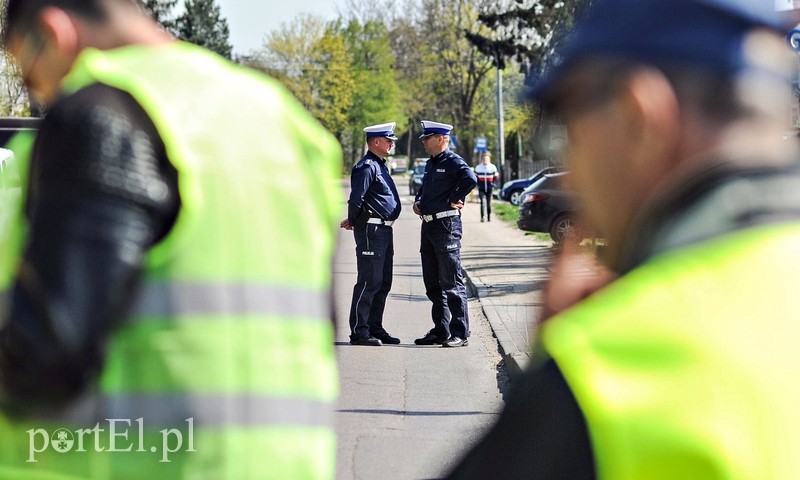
[349,224,394,340]
[420,216,470,339]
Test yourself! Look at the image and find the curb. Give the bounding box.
[464,271,531,379]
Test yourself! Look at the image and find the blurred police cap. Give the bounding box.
[526,0,787,102]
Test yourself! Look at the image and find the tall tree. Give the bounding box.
[175,0,233,59]
[388,12,433,159]
[466,0,593,72]
[415,0,496,159]
[250,14,328,110]
[137,0,178,33]
[0,55,28,116]
[341,19,404,165]
[0,0,31,116]
[309,26,356,143]
[464,0,593,175]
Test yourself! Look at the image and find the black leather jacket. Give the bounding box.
[0,83,179,415]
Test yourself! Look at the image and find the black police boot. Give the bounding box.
[414,330,448,346]
[372,331,401,345]
[350,335,382,346]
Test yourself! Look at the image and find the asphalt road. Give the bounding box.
[333,191,506,480]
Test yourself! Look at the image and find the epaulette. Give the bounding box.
[365,159,372,166]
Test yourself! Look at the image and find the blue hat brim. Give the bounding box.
[366,132,399,140]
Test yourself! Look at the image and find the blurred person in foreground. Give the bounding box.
[448,0,800,478]
[0,0,341,478]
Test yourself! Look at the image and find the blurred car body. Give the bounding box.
[517,171,584,243]
[389,155,408,174]
[0,117,39,147]
[499,166,565,205]
[408,159,427,195]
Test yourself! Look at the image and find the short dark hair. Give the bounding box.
[3,0,112,46]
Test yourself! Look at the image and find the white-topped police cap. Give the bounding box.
[419,120,453,138]
[364,122,398,140]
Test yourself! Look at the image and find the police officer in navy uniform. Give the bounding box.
[340,122,403,346]
[413,121,477,347]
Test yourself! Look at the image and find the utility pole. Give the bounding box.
[496,63,506,184]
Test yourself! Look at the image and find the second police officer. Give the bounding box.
[413,121,477,348]
[341,122,403,346]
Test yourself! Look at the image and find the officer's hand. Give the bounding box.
[450,200,464,210]
[413,202,421,216]
[340,218,353,230]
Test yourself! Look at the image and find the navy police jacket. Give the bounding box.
[415,150,477,215]
[348,151,401,224]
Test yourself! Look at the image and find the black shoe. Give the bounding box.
[442,336,468,348]
[350,335,382,346]
[372,332,401,345]
[414,331,447,346]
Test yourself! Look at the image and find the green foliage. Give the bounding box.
[341,20,404,165]
[406,0,495,159]
[253,14,326,109]
[175,0,233,59]
[249,0,510,168]
[310,27,356,139]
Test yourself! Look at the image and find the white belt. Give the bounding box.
[422,209,460,222]
[367,218,394,226]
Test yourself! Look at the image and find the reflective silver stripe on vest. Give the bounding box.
[42,393,333,429]
[131,282,329,320]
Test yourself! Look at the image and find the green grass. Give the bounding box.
[492,202,519,222]
[491,202,552,242]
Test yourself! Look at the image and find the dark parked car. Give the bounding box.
[499,165,565,205]
[408,160,427,195]
[0,116,40,147]
[517,172,584,243]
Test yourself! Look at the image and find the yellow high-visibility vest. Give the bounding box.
[0,41,342,479]
[543,222,800,479]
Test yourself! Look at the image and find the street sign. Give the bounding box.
[449,135,458,151]
[788,28,800,51]
[475,137,488,151]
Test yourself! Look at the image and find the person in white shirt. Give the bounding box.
[474,152,499,222]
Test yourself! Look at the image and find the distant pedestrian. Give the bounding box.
[474,152,499,222]
[341,122,402,346]
[448,0,800,478]
[413,121,477,348]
